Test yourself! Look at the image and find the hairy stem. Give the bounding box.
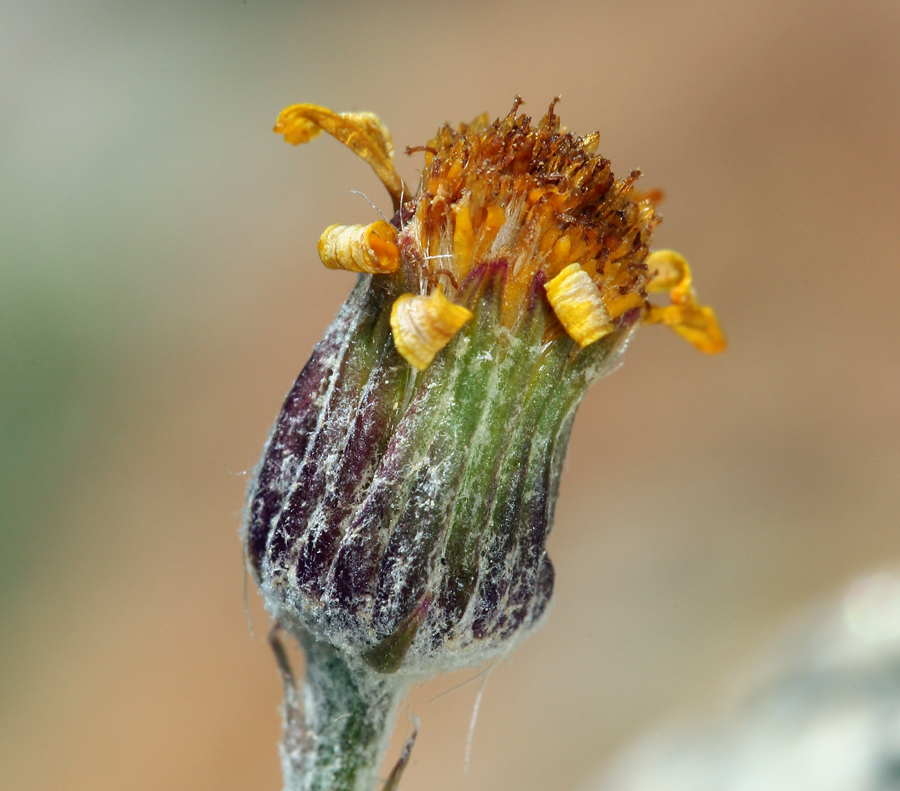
[275,630,412,791]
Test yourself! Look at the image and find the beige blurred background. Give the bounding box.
[1,1,898,789]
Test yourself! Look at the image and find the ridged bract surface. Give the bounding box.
[244,266,638,675]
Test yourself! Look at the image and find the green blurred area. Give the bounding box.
[0,287,111,600]
[0,0,300,606]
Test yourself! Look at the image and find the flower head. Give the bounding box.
[244,99,725,677]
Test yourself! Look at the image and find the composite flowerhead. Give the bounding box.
[244,98,725,676]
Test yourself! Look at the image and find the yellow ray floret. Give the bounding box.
[644,250,727,354]
[544,263,614,348]
[318,221,400,274]
[390,287,474,370]
[273,103,407,211]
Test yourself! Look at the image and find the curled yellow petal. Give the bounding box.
[390,287,473,370]
[644,250,727,354]
[645,303,727,354]
[318,221,400,274]
[645,250,687,293]
[274,103,407,211]
[544,263,614,348]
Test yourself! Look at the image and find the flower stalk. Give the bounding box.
[243,97,725,791]
[271,627,412,791]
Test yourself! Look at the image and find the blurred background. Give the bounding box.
[2,1,899,789]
